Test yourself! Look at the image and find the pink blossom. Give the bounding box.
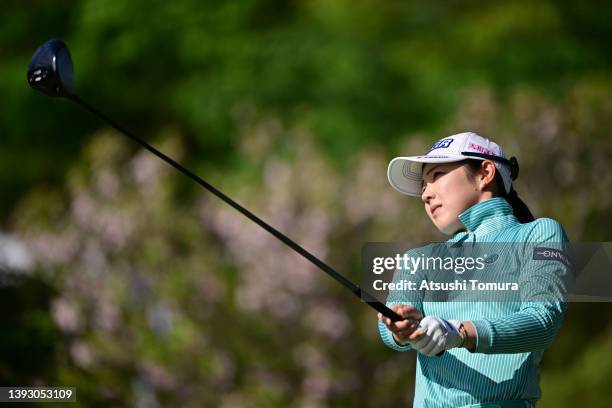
[70,341,95,368]
[141,361,177,391]
[51,298,81,333]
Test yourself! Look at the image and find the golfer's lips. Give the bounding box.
[429,204,441,216]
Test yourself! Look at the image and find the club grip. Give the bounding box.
[379,306,444,357]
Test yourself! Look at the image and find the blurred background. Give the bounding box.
[1,0,612,406]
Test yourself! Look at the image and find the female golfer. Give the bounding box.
[377,132,572,407]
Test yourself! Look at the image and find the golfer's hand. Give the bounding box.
[377,304,425,345]
[411,316,464,356]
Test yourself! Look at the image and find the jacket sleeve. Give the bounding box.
[471,218,574,354]
[378,247,426,352]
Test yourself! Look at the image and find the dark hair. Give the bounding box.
[464,160,535,223]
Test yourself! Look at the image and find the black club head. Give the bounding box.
[27,39,74,98]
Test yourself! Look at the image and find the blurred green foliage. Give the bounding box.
[1,0,612,406]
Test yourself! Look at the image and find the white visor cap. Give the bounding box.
[388,132,513,197]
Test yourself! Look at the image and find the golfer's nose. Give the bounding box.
[421,183,433,203]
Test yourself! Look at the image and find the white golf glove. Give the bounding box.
[412,317,464,356]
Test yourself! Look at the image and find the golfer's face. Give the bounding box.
[421,162,479,235]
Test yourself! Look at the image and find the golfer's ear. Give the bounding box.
[480,160,496,187]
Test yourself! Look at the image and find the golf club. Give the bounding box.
[27,39,436,347]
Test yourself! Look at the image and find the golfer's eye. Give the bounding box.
[432,171,443,180]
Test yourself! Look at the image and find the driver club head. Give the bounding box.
[27,39,74,98]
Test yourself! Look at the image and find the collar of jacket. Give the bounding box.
[448,197,519,244]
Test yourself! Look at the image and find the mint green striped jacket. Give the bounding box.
[378,197,572,407]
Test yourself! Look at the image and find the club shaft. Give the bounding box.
[67,93,404,323]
